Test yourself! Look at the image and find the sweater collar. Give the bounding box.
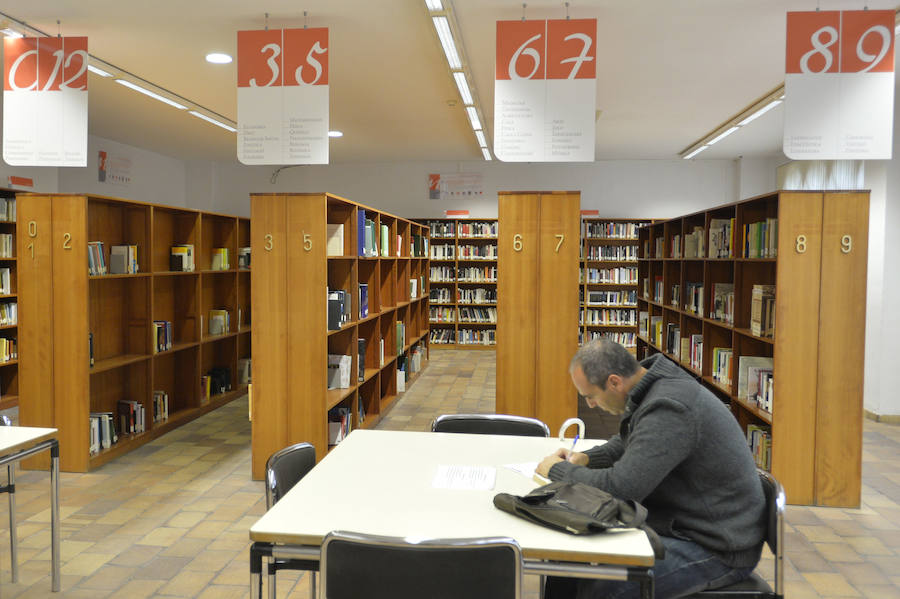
[625,354,674,410]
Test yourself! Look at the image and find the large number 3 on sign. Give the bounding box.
[250,43,281,87]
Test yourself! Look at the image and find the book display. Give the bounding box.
[0,189,17,410]
[636,190,869,507]
[579,218,651,351]
[17,194,251,472]
[250,193,430,478]
[417,218,498,348]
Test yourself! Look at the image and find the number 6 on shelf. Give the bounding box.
[513,234,523,252]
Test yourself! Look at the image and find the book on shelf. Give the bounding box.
[152,390,169,422]
[639,311,649,338]
[0,197,15,222]
[109,244,139,275]
[409,278,417,298]
[326,223,344,256]
[379,338,385,366]
[650,316,663,347]
[746,424,772,471]
[750,285,775,337]
[170,244,195,272]
[357,339,366,382]
[0,337,15,362]
[712,283,734,324]
[87,241,106,275]
[0,301,17,326]
[327,289,350,331]
[396,234,402,257]
[200,375,211,404]
[89,332,94,367]
[89,412,118,454]
[708,218,735,258]
[238,358,251,384]
[359,283,369,319]
[684,226,705,258]
[327,354,352,390]
[670,284,680,307]
[152,320,173,353]
[744,218,778,258]
[666,323,681,357]
[670,234,682,258]
[397,361,406,393]
[211,247,229,270]
[688,334,703,371]
[0,233,12,258]
[206,367,231,396]
[396,320,405,355]
[748,366,774,413]
[357,210,366,256]
[238,247,251,269]
[328,406,352,445]
[208,309,230,335]
[381,224,390,257]
[684,282,704,316]
[711,347,733,386]
[358,396,366,426]
[737,356,774,401]
[117,399,145,435]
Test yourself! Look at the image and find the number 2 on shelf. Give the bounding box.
[62,233,72,250]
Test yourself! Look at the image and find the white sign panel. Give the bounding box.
[237,28,329,165]
[3,36,88,167]
[494,19,596,162]
[784,10,894,160]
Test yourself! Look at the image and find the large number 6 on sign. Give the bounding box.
[509,34,542,80]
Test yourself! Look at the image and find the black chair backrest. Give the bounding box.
[431,414,550,437]
[321,531,521,599]
[265,442,316,509]
[758,469,782,555]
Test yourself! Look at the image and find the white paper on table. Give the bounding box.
[432,465,496,490]
[504,462,539,479]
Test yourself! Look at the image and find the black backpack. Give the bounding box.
[494,480,665,559]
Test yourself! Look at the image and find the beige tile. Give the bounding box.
[139,526,188,546]
[846,536,894,556]
[112,579,167,598]
[158,568,217,597]
[813,542,865,563]
[167,510,210,528]
[110,543,163,566]
[802,572,862,597]
[196,585,250,599]
[60,552,116,577]
[77,564,139,590]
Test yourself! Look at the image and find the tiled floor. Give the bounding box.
[0,348,898,598]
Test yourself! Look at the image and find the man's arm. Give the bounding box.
[545,398,696,501]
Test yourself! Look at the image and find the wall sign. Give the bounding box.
[3,36,89,167]
[428,173,484,201]
[237,28,329,165]
[784,10,894,159]
[494,19,596,162]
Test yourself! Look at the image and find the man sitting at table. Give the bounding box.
[537,338,766,599]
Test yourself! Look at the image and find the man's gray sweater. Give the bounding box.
[548,354,766,567]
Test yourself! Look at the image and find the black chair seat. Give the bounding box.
[694,573,774,597]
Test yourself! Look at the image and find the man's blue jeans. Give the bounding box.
[545,535,757,599]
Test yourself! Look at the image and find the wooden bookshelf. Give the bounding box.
[0,188,18,410]
[497,192,580,436]
[416,218,498,349]
[16,194,250,472]
[636,190,868,507]
[250,193,430,479]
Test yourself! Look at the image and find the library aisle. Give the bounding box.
[0,349,899,598]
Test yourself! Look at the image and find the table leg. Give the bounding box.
[8,464,17,583]
[250,543,265,599]
[639,569,654,599]
[51,442,60,593]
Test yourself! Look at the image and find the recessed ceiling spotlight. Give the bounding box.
[328,131,343,138]
[206,53,233,64]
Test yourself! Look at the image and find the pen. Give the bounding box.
[568,434,580,461]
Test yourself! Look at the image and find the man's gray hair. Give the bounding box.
[570,338,640,390]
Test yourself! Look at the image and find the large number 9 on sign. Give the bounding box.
[855,25,892,73]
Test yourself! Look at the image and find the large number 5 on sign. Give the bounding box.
[496,20,546,80]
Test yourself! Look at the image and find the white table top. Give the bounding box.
[250,429,654,567]
[0,426,58,456]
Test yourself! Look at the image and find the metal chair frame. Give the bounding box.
[431,413,550,437]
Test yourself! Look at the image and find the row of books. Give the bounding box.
[429,288,453,303]
[89,412,118,454]
[458,287,496,303]
[456,328,495,345]
[583,290,637,306]
[0,233,12,258]
[744,219,778,258]
[0,198,15,222]
[458,307,497,323]
[746,424,772,471]
[457,244,497,260]
[711,283,734,325]
[0,301,16,326]
[208,309,230,335]
[458,266,497,282]
[684,282,704,316]
[170,244,195,271]
[110,245,139,274]
[431,244,455,259]
[0,268,10,295]
[711,346,734,386]
[239,247,251,269]
[582,308,636,326]
[653,236,664,258]
[397,343,426,392]
[210,247,230,271]
[327,354,353,390]
[737,356,774,412]
[750,285,775,338]
[665,323,681,358]
[708,218,735,259]
[200,366,232,403]
[585,221,639,239]
[456,222,497,237]
[584,267,637,284]
[410,277,424,298]
[410,232,428,257]
[328,289,352,331]
[328,406,352,445]
[582,330,637,347]
[153,320,173,352]
[585,245,638,261]
[426,221,456,237]
[429,307,454,322]
[0,337,16,362]
[87,241,108,275]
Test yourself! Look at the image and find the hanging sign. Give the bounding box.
[237,27,329,165]
[784,10,894,159]
[3,36,89,167]
[494,18,596,162]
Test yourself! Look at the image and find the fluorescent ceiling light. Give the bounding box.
[188,110,236,132]
[453,72,474,105]
[425,0,444,10]
[706,126,739,146]
[465,106,481,130]
[87,64,113,77]
[0,28,22,38]
[206,52,232,64]
[116,79,187,110]
[432,16,461,70]
[683,145,708,160]
[481,147,492,160]
[737,100,781,126]
[328,130,343,138]
[475,130,487,147]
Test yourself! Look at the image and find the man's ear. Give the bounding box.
[606,373,624,391]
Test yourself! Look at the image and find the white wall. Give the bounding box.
[57,135,187,208]
[206,158,738,220]
[737,156,784,200]
[0,162,58,193]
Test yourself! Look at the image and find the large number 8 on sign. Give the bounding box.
[800,26,839,73]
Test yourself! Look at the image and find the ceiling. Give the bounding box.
[0,0,898,165]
